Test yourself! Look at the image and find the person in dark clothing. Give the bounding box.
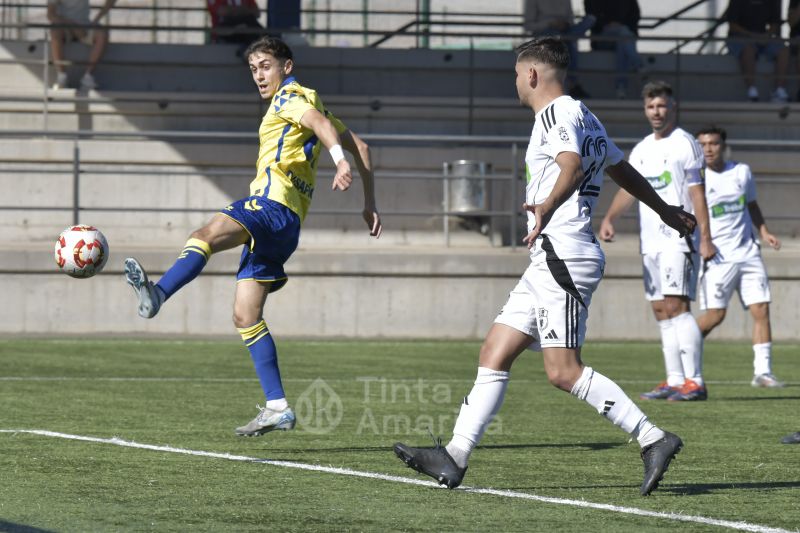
[726,0,789,102]
[207,0,263,44]
[585,0,643,98]
[787,0,800,100]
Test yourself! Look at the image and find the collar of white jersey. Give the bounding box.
[534,94,574,120]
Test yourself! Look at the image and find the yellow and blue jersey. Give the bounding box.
[250,76,347,222]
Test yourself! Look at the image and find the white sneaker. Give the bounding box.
[771,87,789,104]
[747,86,759,102]
[123,257,163,319]
[80,72,97,90]
[52,71,68,90]
[751,373,784,388]
[235,405,296,437]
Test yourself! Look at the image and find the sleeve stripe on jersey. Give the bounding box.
[542,103,557,133]
[690,138,703,161]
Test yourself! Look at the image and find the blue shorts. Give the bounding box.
[727,38,785,60]
[221,196,300,292]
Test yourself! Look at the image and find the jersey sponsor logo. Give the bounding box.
[544,329,558,340]
[710,195,745,217]
[288,170,314,199]
[645,171,672,190]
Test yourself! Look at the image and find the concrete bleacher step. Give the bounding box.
[4,85,800,140]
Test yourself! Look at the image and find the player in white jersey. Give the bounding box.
[600,81,716,402]
[694,126,783,388]
[393,37,696,496]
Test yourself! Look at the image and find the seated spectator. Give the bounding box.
[787,0,800,100]
[207,0,263,45]
[726,0,789,103]
[523,0,596,98]
[585,0,643,99]
[47,0,116,90]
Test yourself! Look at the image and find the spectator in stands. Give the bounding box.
[47,0,116,90]
[523,0,596,98]
[725,0,789,103]
[787,0,800,101]
[207,0,264,45]
[585,0,643,99]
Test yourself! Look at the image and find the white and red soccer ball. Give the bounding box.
[54,225,109,278]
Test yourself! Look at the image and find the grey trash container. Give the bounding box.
[443,160,490,213]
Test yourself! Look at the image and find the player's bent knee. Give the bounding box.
[706,308,727,327]
[749,302,769,320]
[544,368,577,392]
[232,311,261,330]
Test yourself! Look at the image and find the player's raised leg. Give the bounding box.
[124,213,248,318]
[233,279,295,436]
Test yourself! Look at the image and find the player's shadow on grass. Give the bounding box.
[0,520,57,533]
[478,442,623,451]
[265,442,622,454]
[722,395,800,401]
[662,480,800,495]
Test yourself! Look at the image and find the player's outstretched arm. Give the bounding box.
[606,160,697,238]
[522,151,583,249]
[598,167,637,242]
[748,201,781,250]
[341,129,382,238]
[688,183,717,260]
[299,108,353,191]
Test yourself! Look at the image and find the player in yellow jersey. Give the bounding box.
[123,36,382,437]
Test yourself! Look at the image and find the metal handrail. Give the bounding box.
[1,129,799,250]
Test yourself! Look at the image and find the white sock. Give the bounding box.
[753,342,772,376]
[266,398,288,411]
[571,366,665,448]
[672,312,704,386]
[446,367,509,468]
[658,318,684,387]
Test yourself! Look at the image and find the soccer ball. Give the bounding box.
[54,225,109,278]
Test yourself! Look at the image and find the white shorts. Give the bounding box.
[494,255,603,350]
[642,251,698,301]
[699,255,771,310]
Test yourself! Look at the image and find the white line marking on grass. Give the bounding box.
[0,429,793,533]
[0,377,782,386]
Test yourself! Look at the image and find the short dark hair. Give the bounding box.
[641,80,673,100]
[695,124,727,142]
[244,36,293,63]
[515,37,570,70]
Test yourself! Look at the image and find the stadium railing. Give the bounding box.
[1,129,799,249]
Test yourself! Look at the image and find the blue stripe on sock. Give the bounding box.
[156,247,208,300]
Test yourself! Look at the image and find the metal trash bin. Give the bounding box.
[443,160,490,213]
